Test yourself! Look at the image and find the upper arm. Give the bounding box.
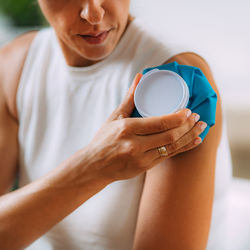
[0,31,37,195]
[0,71,19,195]
[133,53,222,250]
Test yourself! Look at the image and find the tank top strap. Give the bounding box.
[17,28,54,121]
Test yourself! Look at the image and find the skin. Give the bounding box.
[0,0,221,249]
[37,0,133,67]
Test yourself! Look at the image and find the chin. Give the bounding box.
[78,46,113,62]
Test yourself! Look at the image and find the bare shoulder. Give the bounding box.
[165,52,219,97]
[0,31,38,121]
[165,51,208,65]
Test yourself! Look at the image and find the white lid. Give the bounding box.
[134,69,189,117]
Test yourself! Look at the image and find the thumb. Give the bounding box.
[107,73,143,122]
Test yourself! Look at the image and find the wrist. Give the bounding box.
[58,147,112,192]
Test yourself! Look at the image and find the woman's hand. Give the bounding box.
[86,73,207,182]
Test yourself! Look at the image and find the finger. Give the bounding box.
[128,108,192,135]
[143,120,205,157]
[138,112,200,152]
[172,137,202,155]
[163,136,202,159]
[164,121,207,155]
[150,136,202,167]
[143,145,162,162]
[107,73,143,122]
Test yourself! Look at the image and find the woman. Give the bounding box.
[0,0,231,249]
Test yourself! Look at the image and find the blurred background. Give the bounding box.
[0,0,249,249]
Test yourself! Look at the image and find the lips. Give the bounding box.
[83,31,107,37]
[78,29,111,45]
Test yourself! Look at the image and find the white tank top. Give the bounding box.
[17,18,232,250]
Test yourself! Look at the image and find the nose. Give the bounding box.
[80,0,105,25]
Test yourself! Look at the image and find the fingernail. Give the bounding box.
[194,137,202,145]
[194,114,200,122]
[200,122,207,130]
[186,109,192,117]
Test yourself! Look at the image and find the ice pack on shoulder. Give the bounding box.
[130,61,217,141]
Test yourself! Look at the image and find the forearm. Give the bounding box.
[0,147,111,250]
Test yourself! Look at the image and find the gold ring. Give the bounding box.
[117,114,124,120]
[157,145,168,157]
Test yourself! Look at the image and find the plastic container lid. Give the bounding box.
[134,69,189,117]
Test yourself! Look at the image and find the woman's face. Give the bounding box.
[38,0,131,66]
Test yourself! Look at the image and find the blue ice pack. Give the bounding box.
[131,61,217,141]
